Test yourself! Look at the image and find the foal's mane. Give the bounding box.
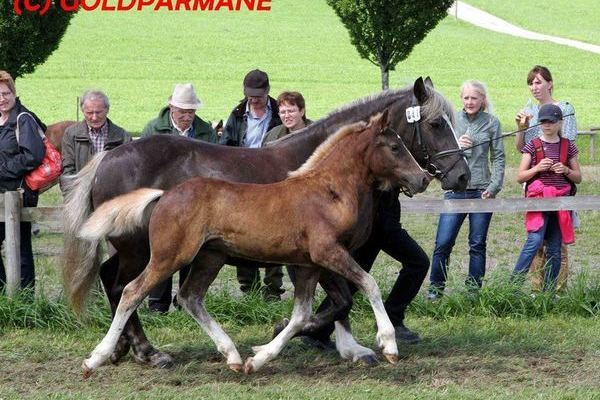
[288,119,369,178]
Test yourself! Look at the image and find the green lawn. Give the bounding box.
[14,0,600,148]
[464,0,600,45]
[1,315,598,399]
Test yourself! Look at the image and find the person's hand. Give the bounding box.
[481,190,493,199]
[458,134,473,149]
[550,162,569,175]
[536,157,554,172]
[515,110,532,130]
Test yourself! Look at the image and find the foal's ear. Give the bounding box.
[424,76,434,88]
[413,77,428,104]
[380,109,390,131]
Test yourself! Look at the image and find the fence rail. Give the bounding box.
[2,191,600,297]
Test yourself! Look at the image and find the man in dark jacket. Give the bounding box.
[220,69,284,300]
[142,83,217,142]
[143,83,218,312]
[61,90,130,180]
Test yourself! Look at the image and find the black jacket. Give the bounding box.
[219,96,281,147]
[0,99,45,192]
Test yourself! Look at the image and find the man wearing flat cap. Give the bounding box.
[220,69,284,301]
[143,83,218,312]
[142,83,218,142]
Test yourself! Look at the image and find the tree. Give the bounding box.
[0,1,76,80]
[327,0,453,90]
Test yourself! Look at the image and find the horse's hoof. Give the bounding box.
[383,353,399,365]
[272,318,289,338]
[243,358,255,375]
[229,363,243,373]
[110,341,131,365]
[357,354,379,366]
[149,351,174,369]
[82,361,93,379]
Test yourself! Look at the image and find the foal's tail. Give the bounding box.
[79,188,164,242]
[62,152,108,314]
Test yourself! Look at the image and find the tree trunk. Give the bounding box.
[380,64,389,90]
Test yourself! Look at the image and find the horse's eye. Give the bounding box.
[390,144,399,152]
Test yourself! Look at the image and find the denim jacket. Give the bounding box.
[456,110,505,196]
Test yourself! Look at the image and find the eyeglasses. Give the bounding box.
[279,109,299,116]
[540,120,559,124]
[0,91,14,99]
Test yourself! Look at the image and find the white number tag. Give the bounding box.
[406,106,421,123]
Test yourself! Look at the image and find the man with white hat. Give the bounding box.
[142,83,218,142]
[143,83,218,312]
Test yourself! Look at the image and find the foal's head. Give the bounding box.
[364,110,430,196]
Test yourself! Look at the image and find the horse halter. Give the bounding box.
[405,99,464,179]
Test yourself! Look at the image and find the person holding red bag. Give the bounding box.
[0,70,45,292]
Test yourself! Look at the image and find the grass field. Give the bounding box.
[465,0,600,45]
[15,0,600,143]
[2,2,600,398]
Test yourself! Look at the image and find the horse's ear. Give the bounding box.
[424,76,434,88]
[413,77,428,104]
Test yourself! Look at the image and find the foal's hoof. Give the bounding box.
[357,354,379,366]
[272,318,289,338]
[229,363,243,373]
[81,361,94,379]
[383,353,399,365]
[243,358,256,374]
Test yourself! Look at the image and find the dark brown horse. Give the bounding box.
[78,111,429,376]
[62,78,470,368]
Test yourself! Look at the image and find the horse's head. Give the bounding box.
[365,110,430,197]
[390,77,470,191]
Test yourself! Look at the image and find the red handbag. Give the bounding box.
[16,113,63,192]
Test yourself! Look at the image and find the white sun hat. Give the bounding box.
[168,83,202,110]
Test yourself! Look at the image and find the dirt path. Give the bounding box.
[448,1,600,54]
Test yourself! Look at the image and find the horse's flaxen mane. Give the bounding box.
[288,119,370,178]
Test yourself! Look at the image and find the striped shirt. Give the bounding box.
[522,139,578,189]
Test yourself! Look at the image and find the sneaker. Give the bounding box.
[426,290,442,301]
[394,324,421,344]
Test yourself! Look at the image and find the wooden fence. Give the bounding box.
[2,191,599,297]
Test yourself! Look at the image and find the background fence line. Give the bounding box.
[2,191,599,297]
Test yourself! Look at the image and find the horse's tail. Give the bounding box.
[79,188,164,242]
[62,152,111,314]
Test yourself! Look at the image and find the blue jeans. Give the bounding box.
[513,212,562,290]
[429,190,493,291]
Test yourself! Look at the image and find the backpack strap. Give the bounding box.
[559,137,569,165]
[531,137,544,165]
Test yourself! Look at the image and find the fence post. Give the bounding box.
[590,127,598,161]
[4,191,22,297]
